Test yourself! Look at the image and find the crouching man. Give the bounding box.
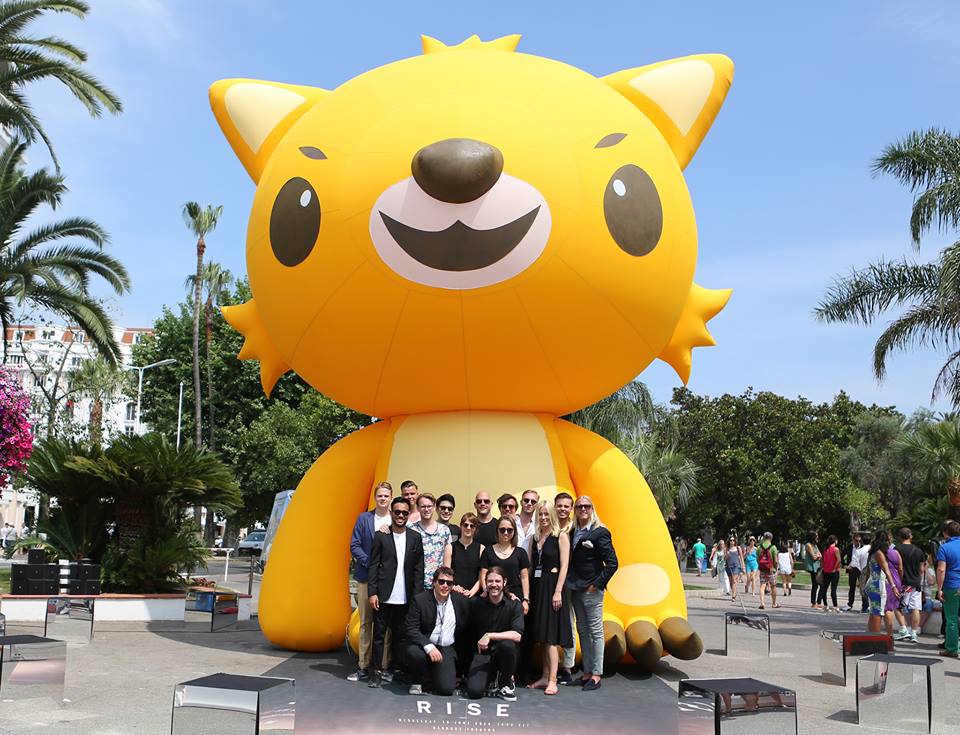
[466,566,523,701]
[404,566,471,695]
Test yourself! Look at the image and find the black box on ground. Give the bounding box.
[44,564,60,580]
[82,580,101,595]
[11,579,29,595]
[27,549,45,564]
[27,580,45,594]
[11,565,27,581]
[25,564,45,581]
[43,580,58,594]
[79,564,100,581]
[68,580,83,595]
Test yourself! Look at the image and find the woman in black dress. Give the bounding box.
[527,502,571,695]
[479,515,530,612]
[444,512,485,597]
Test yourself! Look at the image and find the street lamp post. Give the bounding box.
[130,359,177,435]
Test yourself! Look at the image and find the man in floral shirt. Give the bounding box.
[411,493,452,591]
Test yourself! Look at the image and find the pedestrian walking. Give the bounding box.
[804,532,823,610]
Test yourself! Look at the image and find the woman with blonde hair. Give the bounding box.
[527,502,572,695]
[567,495,618,690]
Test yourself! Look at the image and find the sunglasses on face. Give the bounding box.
[522,498,538,504]
[500,504,517,511]
[575,504,592,510]
[461,522,476,528]
[435,579,453,587]
[498,527,515,534]
[439,505,454,512]
[476,499,491,505]
[392,510,409,516]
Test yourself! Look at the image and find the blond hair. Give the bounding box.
[533,501,560,541]
[575,495,603,529]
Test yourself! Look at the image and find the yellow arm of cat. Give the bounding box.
[554,418,702,665]
[258,420,391,651]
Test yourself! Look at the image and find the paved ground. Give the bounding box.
[0,571,956,734]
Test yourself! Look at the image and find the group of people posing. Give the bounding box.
[349,482,619,700]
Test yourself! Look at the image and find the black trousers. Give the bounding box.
[371,602,407,673]
[466,640,518,699]
[817,571,840,607]
[848,568,867,610]
[405,643,458,695]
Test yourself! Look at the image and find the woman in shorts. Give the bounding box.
[865,530,899,633]
[725,537,745,602]
[743,537,759,596]
[777,541,795,596]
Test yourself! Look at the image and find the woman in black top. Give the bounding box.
[480,515,530,613]
[445,512,485,596]
[527,502,572,695]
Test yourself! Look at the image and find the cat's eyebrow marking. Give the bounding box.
[595,133,627,149]
[299,146,327,159]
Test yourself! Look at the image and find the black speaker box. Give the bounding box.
[68,580,84,595]
[27,548,45,564]
[26,564,45,581]
[43,580,58,594]
[79,564,100,581]
[82,580,101,595]
[11,579,29,595]
[44,564,60,581]
[27,579,45,594]
[11,564,28,581]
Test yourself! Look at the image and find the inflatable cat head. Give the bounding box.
[213,35,733,416]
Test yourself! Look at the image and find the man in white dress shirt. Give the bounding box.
[403,566,471,695]
[515,489,539,554]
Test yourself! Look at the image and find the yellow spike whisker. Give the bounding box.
[421,34,521,54]
[658,283,731,384]
[221,300,291,397]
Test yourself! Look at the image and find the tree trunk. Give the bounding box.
[205,297,215,450]
[192,237,205,529]
[89,398,103,448]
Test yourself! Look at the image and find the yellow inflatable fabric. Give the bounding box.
[211,34,733,669]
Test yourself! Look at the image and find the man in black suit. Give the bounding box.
[368,497,425,688]
[567,496,618,691]
[404,565,471,695]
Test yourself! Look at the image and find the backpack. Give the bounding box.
[758,544,774,572]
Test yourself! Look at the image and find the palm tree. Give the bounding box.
[566,380,656,445]
[897,417,960,522]
[0,139,130,362]
[623,428,700,519]
[0,0,122,171]
[66,432,241,551]
[816,129,960,404]
[181,202,222,449]
[71,356,127,447]
[185,262,232,449]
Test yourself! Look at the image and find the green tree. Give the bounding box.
[185,262,233,449]
[816,129,960,405]
[670,388,892,542]
[622,427,699,520]
[181,202,222,448]
[897,416,960,522]
[0,140,130,362]
[0,0,122,170]
[70,355,128,447]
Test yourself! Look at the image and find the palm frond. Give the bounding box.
[815,260,940,325]
[909,181,960,246]
[873,301,959,380]
[872,128,960,193]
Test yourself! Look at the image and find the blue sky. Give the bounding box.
[21,1,960,414]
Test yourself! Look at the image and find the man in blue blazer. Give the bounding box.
[347,481,393,682]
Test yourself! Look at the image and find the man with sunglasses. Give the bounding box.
[516,489,539,555]
[404,566,471,695]
[474,491,498,547]
[368,497,425,688]
[436,493,460,542]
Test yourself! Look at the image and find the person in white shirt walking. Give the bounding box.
[845,533,870,613]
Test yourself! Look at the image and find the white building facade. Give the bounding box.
[1,323,153,531]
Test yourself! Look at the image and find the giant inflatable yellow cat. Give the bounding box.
[211,35,732,668]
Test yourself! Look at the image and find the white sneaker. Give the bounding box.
[910,631,919,643]
[893,629,911,641]
[408,684,422,695]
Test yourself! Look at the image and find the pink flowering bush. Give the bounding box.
[0,368,33,483]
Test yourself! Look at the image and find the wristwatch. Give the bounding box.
[522,597,529,602]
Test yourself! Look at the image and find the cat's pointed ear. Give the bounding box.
[209,79,328,181]
[603,55,733,169]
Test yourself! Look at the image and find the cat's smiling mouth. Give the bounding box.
[369,174,551,290]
